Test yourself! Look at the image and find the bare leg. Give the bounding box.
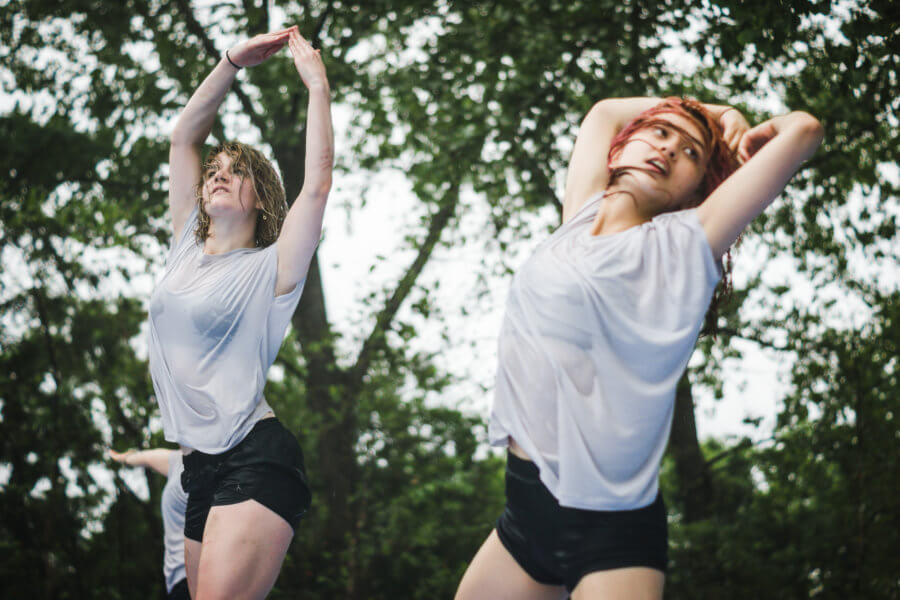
[455,530,567,600]
[185,537,202,598]
[194,499,293,600]
[570,568,664,600]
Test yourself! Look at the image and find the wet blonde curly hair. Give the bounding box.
[194,142,288,248]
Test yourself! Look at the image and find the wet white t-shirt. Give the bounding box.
[148,207,304,453]
[161,452,187,592]
[489,193,720,510]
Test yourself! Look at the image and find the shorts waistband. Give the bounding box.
[184,417,280,468]
[506,450,541,481]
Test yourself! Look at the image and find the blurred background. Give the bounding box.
[1,0,897,598]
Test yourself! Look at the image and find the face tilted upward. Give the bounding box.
[200,152,261,219]
[608,112,711,212]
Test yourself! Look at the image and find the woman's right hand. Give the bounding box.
[227,26,296,68]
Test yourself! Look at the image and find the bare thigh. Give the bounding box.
[194,499,294,600]
[570,567,664,600]
[455,529,567,600]
[185,537,202,598]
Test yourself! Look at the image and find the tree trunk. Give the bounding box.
[667,373,713,522]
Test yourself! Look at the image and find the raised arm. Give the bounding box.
[696,111,824,259]
[274,30,334,297]
[562,97,747,223]
[168,28,294,240]
[109,448,174,476]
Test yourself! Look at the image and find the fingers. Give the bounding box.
[737,135,753,163]
[289,28,314,51]
[262,25,297,40]
[288,29,319,59]
[108,449,129,463]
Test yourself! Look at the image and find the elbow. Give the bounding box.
[794,112,825,147]
[303,179,332,204]
[316,179,332,200]
[585,98,615,122]
[169,125,194,148]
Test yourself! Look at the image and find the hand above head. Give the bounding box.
[720,108,751,157]
[737,119,779,163]
[288,28,329,91]
[227,26,297,68]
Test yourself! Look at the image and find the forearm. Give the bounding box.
[170,58,240,146]
[125,449,173,475]
[299,84,334,199]
[774,113,825,164]
[700,103,735,121]
[597,97,737,128]
[595,97,662,131]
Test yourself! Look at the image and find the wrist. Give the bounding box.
[225,49,243,70]
[306,80,330,95]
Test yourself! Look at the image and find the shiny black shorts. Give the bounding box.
[496,452,668,592]
[181,418,311,542]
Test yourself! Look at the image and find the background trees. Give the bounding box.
[1,1,896,598]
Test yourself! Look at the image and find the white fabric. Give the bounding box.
[489,193,720,510]
[161,452,188,592]
[148,207,304,453]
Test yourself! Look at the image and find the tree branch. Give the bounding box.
[172,0,269,135]
[717,326,790,352]
[312,0,334,46]
[350,183,461,383]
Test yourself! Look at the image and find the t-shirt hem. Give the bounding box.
[554,484,660,511]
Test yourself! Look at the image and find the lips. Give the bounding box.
[645,156,668,175]
[210,185,229,195]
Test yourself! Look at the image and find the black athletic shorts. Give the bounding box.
[181,417,311,542]
[496,452,668,592]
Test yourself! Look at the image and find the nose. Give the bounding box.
[659,141,676,158]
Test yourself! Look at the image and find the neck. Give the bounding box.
[204,215,257,254]
[590,179,655,236]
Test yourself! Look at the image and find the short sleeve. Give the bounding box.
[650,209,721,300]
[260,243,305,363]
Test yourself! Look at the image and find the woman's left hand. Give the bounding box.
[288,29,328,91]
[737,118,781,163]
[228,27,295,68]
[720,108,751,157]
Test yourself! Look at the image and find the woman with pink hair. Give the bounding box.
[455,97,823,599]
